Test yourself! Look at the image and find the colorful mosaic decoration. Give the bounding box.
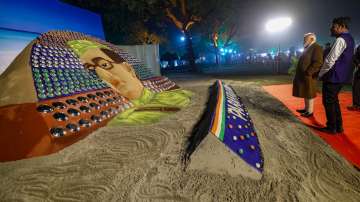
[31,44,108,100]
[36,31,155,79]
[210,80,264,172]
[142,76,178,92]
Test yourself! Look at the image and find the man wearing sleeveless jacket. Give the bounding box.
[318,17,355,134]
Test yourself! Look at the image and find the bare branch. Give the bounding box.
[179,0,187,17]
[185,21,195,31]
[165,8,184,30]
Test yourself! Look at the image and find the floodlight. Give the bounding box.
[265,17,292,33]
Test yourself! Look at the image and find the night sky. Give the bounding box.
[233,0,360,51]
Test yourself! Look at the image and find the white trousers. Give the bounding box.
[305,98,314,113]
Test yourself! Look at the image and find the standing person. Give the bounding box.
[347,45,360,111]
[293,33,323,117]
[318,17,355,134]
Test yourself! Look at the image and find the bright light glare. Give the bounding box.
[265,17,292,33]
[180,36,185,41]
[298,48,304,52]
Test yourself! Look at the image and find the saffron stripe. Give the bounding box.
[211,80,226,140]
[212,81,223,137]
[210,81,221,136]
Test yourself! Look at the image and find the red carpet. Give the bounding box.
[263,84,360,168]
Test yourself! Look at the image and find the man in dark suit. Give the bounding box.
[347,45,360,111]
[293,33,323,117]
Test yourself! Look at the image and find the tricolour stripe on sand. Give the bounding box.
[210,81,226,141]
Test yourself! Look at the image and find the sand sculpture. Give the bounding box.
[0,30,262,174]
[0,31,192,162]
[184,80,264,172]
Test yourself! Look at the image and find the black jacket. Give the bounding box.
[354,45,360,67]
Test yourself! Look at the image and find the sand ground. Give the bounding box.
[0,74,359,202]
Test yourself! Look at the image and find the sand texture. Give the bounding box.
[0,78,359,202]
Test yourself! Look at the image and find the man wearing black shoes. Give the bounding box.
[318,17,355,134]
[347,45,360,111]
[293,33,323,117]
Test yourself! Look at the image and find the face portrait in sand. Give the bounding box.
[68,40,144,100]
[67,39,192,126]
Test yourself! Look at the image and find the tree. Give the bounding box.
[62,0,237,69]
[211,20,238,64]
[163,0,221,71]
[61,0,166,45]
[129,22,165,45]
[196,0,239,65]
[288,56,299,76]
[164,0,199,71]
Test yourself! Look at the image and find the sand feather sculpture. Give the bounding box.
[0,31,192,162]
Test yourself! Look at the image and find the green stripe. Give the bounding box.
[218,84,226,141]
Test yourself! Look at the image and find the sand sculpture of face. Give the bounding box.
[80,47,144,100]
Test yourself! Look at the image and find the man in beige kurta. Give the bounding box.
[293,33,324,117]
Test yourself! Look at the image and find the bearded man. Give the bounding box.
[318,17,355,134]
[293,33,323,117]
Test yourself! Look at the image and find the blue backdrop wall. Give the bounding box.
[0,0,105,74]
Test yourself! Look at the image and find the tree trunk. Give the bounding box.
[215,47,220,65]
[184,31,196,72]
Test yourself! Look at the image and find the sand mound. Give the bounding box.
[188,133,262,180]
[0,79,359,201]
